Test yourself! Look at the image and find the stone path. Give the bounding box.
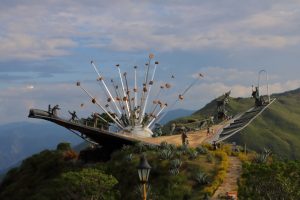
[211,156,242,200]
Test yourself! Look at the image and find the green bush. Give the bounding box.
[56,142,71,151]
[194,171,209,186]
[55,168,119,200]
[196,145,208,155]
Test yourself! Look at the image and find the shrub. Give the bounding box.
[63,150,78,161]
[203,150,229,196]
[169,168,180,175]
[169,159,182,175]
[253,148,272,164]
[160,141,169,149]
[177,144,189,155]
[135,142,146,153]
[196,145,208,155]
[146,144,159,151]
[57,143,71,151]
[188,149,198,160]
[159,149,173,160]
[125,153,133,162]
[121,145,131,152]
[55,168,119,199]
[206,153,214,163]
[194,171,209,185]
[174,150,183,158]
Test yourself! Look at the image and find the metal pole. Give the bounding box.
[77,82,124,129]
[139,54,154,122]
[147,104,167,128]
[258,70,270,103]
[266,72,270,103]
[123,72,133,126]
[143,183,147,200]
[140,61,158,123]
[134,66,138,108]
[153,73,203,126]
[91,61,122,115]
[116,64,131,116]
[111,79,125,116]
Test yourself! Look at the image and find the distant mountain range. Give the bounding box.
[0,122,83,173]
[159,109,195,125]
[169,88,300,159]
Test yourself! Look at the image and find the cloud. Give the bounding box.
[1,0,300,61]
[180,80,300,110]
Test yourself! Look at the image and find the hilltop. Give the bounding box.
[166,88,300,159]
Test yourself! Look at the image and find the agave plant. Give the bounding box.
[159,149,173,160]
[254,148,272,163]
[125,153,134,162]
[121,145,131,152]
[177,144,189,155]
[206,153,214,163]
[188,150,198,160]
[160,141,170,150]
[196,145,208,155]
[135,142,146,153]
[169,168,180,175]
[194,171,209,185]
[170,158,182,169]
[169,159,182,175]
[146,144,159,151]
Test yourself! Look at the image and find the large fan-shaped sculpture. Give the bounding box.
[29,54,203,147]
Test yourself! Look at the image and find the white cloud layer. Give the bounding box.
[1,0,300,60]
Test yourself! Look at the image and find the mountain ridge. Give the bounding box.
[167,87,300,159]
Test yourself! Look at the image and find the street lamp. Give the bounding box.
[137,154,151,200]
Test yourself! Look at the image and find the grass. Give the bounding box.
[165,88,300,160]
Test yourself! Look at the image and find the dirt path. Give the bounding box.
[211,156,242,199]
[140,124,224,147]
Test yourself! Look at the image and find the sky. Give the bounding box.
[0,0,300,124]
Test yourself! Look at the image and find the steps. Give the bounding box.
[214,99,276,143]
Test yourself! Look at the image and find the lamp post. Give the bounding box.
[137,154,151,200]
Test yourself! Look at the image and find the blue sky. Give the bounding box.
[0,0,300,124]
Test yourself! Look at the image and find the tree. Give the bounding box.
[54,168,119,200]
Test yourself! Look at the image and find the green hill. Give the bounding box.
[167,88,300,159]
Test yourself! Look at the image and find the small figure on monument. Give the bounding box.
[92,113,99,128]
[142,113,149,127]
[170,123,176,135]
[207,127,210,136]
[252,86,262,106]
[153,123,162,137]
[68,110,78,121]
[181,128,188,146]
[48,104,51,113]
[120,114,128,127]
[213,141,218,150]
[51,105,60,116]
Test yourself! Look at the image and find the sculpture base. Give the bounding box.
[121,125,153,138]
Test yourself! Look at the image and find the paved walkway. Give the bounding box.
[211,156,242,200]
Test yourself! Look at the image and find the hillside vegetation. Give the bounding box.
[0,142,232,199]
[166,88,300,159]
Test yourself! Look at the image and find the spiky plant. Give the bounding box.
[188,150,198,160]
[125,153,133,162]
[159,149,173,160]
[196,145,208,155]
[194,171,209,185]
[206,153,214,163]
